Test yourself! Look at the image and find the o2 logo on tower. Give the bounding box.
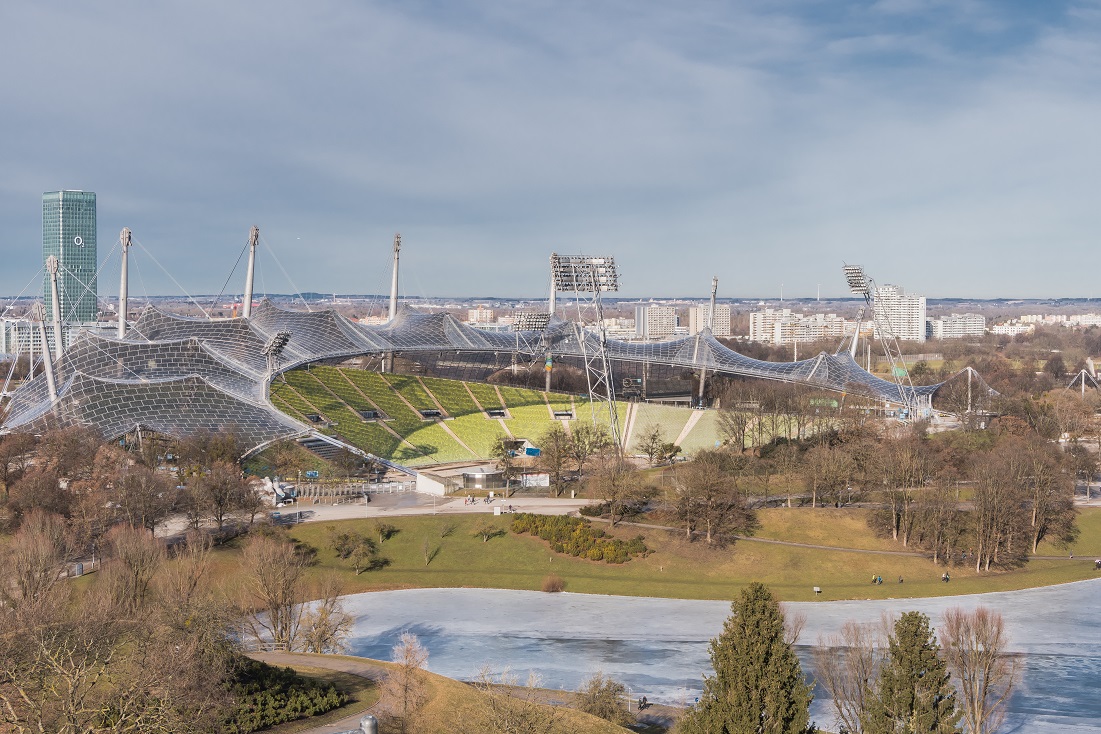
[73,236,84,248]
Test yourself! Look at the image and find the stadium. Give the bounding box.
[0,233,983,471]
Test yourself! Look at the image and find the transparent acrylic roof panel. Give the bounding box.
[3,301,950,452]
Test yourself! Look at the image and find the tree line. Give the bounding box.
[679,582,1017,734]
[648,383,1086,571]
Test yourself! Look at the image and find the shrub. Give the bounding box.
[579,502,608,517]
[225,658,347,733]
[510,513,648,564]
[542,574,566,592]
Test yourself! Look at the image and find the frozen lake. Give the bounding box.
[342,580,1101,733]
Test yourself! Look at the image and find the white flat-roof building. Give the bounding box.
[749,308,854,344]
[992,321,1035,336]
[927,313,986,340]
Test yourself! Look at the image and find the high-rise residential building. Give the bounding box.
[873,284,926,342]
[634,305,678,339]
[688,304,732,336]
[42,190,98,323]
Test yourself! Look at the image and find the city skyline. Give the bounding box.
[2,2,1099,300]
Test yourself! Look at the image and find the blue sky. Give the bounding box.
[1,0,1099,301]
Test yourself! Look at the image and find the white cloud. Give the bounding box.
[0,0,1097,299]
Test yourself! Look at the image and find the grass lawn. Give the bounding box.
[194,508,1101,604]
[411,662,633,734]
[752,508,902,552]
[1037,506,1101,557]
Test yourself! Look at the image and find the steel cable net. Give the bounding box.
[2,300,947,453]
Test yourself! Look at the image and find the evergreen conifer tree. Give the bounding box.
[679,582,813,734]
[863,611,961,734]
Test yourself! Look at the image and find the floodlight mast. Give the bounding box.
[840,264,917,415]
[550,254,622,450]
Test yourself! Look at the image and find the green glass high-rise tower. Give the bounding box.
[42,190,98,323]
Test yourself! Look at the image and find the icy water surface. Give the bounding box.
[342,581,1101,733]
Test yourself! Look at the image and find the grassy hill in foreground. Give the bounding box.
[275,656,631,734]
[206,507,1101,603]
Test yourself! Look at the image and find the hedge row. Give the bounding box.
[226,658,347,733]
[510,513,648,564]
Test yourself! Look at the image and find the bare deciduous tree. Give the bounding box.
[300,574,353,654]
[102,524,165,613]
[940,606,1019,734]
[475,666,560,734]
[536,424,572,497]
[240,533,308,649]
[115,463,176,535]
[382,632,430,734]
[589,459,647,527]
[634,423,667,466]
[813,621,884,734]
[189,460,251,532]
[674,450,755,544]
[568,422,611,474]
[0,509,74,612]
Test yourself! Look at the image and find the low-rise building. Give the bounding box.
[926,313,986,340]
[749,308,854,344]
[991,321,1035,336]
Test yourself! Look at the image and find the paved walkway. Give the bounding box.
[160,492,594,537]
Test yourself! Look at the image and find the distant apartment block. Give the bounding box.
[926,313,985,340]
[991,321,1035,336]
[688,304,732,336]
[634,305,678,339]
[602,317,637,340]
[749,308,853,344]
[467,306,494,324]
[1017,313,1101,328]
[873,284,926,342]
[1,317,113,357]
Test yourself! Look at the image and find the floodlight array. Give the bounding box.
[843,265,868,297]
[513,313,551,331]
[551,254,619,293]
[262,330,292,357]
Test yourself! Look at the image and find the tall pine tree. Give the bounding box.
[863,611,960,734]
[679,582,813,734]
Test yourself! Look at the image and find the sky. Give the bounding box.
[1,0,1100,302]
